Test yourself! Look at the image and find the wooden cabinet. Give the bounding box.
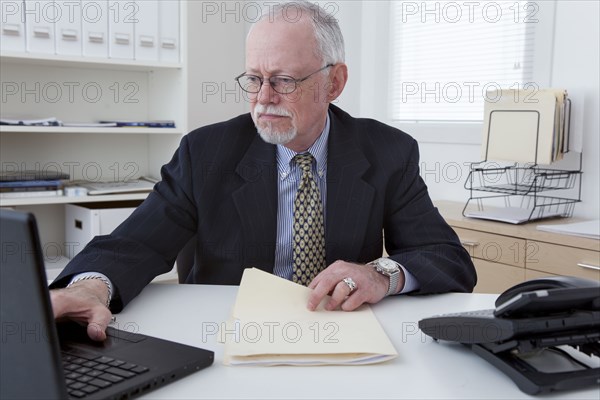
[471,258,525,294]
[436,201,600,294]
[452,227,526,268]
[528,241,600,280]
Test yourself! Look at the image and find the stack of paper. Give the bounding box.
[464,206,565,224]
[74,177,157,195]
[0,117,62,126]
[537,220,600,240]
[0,169,68,199]
[482,88,569,165]
[223,268,398,366]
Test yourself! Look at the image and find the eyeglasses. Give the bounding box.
[235,64,333,94]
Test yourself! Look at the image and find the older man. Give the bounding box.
[51,0,476,341]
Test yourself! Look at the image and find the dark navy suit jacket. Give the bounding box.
[51,105,476,311]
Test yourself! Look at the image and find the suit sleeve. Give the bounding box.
[385,138,477,294]
[49,135,198,312]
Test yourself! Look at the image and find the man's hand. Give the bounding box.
[50,279,112,341]
[307,260,405,311]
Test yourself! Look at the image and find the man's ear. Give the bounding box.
[327,63,348,102]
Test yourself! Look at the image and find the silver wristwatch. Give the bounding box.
[369,257,400,296]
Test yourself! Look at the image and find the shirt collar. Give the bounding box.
[276,113,330,179]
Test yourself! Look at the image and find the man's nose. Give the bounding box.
[256,80,278,104]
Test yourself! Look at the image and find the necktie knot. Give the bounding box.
[294,153,314,176]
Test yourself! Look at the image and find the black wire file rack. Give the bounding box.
[463,160,582,223]
[463,98,582,224]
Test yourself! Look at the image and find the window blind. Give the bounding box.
[389,1,538,121]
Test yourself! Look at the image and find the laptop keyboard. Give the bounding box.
[62,352,149,398]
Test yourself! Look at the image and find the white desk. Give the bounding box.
[114,284,599,399]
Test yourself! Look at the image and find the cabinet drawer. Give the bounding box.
[525,269,557,280]
[473,258,525,294]
[527,241,600,281]
[454,227,526,268]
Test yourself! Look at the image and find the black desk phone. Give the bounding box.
[419,276,600,395]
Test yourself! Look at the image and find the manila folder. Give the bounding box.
[223,268,398,366]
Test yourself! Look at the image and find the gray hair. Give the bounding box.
[252,0,346,65]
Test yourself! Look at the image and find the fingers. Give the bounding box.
[325,280,353,311]
[339,289,365,311]
[306,279,331,311]
[87,308,113,341]
[307,261,387,312]
[308,275,359,311]
[307,262,354,311]
[50,280,112,341]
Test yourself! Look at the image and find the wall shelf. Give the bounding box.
[0,52,183,71]
[0,193,150,207]
[0,126,183,135]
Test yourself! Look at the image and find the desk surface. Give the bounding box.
[116,284,598,399]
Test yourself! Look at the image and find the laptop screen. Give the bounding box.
[1,209,68,399]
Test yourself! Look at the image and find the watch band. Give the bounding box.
[68,274,112,308]
[387,267,400,296]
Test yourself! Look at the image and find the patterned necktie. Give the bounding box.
[292,153,326,285]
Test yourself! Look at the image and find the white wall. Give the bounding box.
[186,1,247,131]
[321,0,362,116]
[347,0,600,219]
[549,0,599,219]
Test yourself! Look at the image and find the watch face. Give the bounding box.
[378,258,399,273]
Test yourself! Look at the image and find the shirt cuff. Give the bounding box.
[398,265,419,294]
[68,272,114,301]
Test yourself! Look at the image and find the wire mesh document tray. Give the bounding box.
[462,159,582,223]
[462,162,582,224]
[463,97,582,224]
[465,164,581,195]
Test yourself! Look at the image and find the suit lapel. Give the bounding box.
[232,134,278,272]
[325,109,375,264]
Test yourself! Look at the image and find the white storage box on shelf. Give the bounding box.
[65,201,140,258]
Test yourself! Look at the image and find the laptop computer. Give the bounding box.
[0,209,214,399]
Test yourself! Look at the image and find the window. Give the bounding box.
[389,1,543,122]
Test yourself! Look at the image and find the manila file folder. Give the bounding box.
[482,88,566,165]
[223,268,398,366]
